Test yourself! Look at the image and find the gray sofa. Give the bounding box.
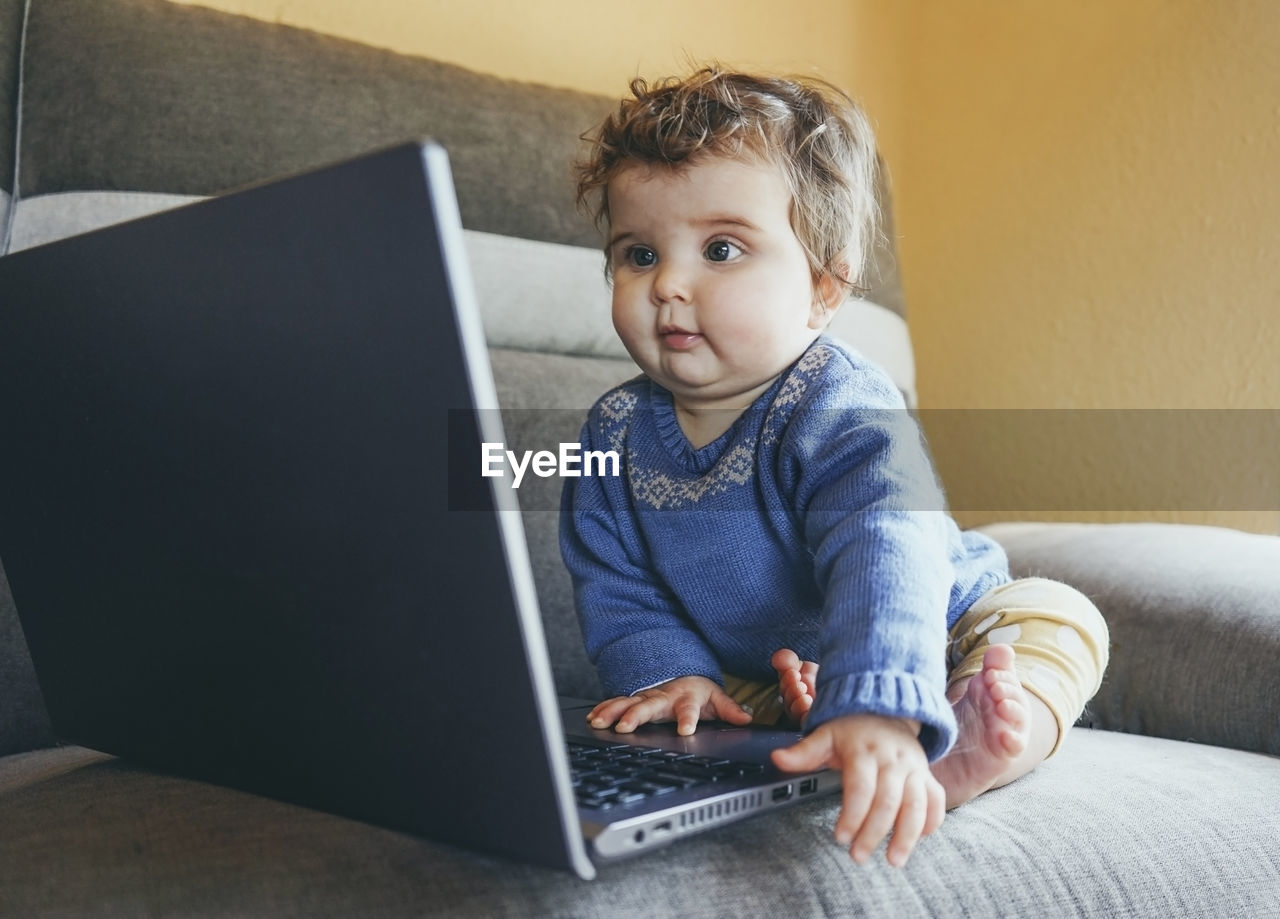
[3,1,1279,916]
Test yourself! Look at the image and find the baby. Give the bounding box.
[559,66,1109,867]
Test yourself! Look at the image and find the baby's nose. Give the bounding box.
[651,260,693,304]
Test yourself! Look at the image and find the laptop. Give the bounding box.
[0,141,838,879]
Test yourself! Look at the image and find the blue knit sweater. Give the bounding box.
[559,337,1009,761]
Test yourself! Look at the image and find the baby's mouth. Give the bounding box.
[660,327,702,350]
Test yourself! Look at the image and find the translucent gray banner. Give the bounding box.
[448,409,1280,512]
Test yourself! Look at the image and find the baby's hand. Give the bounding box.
[588,676,754,736]
[772,713,945,867]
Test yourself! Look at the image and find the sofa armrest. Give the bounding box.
[979,522,1280,756]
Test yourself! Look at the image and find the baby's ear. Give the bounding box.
[808,265,850,330]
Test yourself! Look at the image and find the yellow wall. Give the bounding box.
[886,1,1280,534]
[174,0,1280,533]
[167,0,868,101]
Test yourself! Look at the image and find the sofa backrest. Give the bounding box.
[15,0,611,247]
[0,0,916,756]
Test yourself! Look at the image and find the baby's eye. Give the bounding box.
[624,245,657,268]
[705,240,743,263]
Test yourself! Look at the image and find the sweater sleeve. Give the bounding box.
[784,358,958,761]
[559,416,722,697]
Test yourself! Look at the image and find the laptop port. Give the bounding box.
[772,783,794,802]
[799,778,819,796]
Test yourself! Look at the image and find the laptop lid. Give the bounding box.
[0,142,596,878]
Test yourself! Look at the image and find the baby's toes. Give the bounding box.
[771,648,802,676]
[984,669,1019,701]
[989,674,1028,720]
[799,660,819,695]
[998,716,1029,755]
[981,642,1017,672]
[780,677,805,706]
[1002,729,1028,756]
[780,683,812,721]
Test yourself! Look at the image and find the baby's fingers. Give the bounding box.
[589,694,671,733]
[924,777,946,838]
[848,767,904,865]
[885,773,933,867]
[613,695,674,733]
[832,757,879,857]
[588,696,639,729]
[672,695,705,736]
[707,688,755,728]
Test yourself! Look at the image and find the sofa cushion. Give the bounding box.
[1,729,1277,917]
[5,190,203,251]
[982,521,1280,756]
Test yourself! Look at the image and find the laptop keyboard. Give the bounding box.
[567,739,767,809]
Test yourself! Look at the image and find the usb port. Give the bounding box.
[772,783,794,802]
[799,778,819,796]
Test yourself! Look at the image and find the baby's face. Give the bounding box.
[605,154,835,419]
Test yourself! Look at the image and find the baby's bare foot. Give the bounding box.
[931,643,1031,809]
[770,648,818,726]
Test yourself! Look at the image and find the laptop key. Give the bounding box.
[645,770,705,789]
[621,780,678,797]
[577,794,617,809]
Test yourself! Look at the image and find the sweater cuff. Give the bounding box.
[594,629,724,698]
[806,670,958,762]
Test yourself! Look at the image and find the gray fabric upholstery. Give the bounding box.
[985,521,1280,756]
[0,0,21,198]
[0,559,54,755]
[20,0,610,247]
[2,730,1277,918]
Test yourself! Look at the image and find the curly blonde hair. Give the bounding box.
[575,65,880,296]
